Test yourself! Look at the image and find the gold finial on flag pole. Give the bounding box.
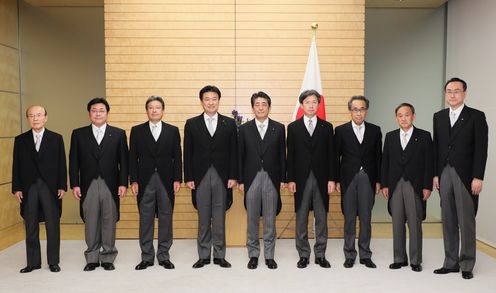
[311,23,318,37]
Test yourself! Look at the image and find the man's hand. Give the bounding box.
[14,191,23,203]
[280,183,286,191]
[131,182,139,196]
[433,176,439,191]
[375,183,381,194]
[382,188,389,199]
[174,181,181,193]
[328,181,335,194]
[57,189,65,199]
[227,179,237,189]
[288,182,296,193]
[238,184,244,192]
[72,187,82,200]
[118,186,127,199]
[471,178,483,195]
[422,189,431,201]
[336,183,341,193]
[186,181,195,190]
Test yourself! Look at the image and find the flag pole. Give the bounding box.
[311,22,318,36]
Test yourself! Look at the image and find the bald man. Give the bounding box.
[12,105,67,273]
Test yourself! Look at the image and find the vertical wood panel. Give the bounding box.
[104,0,364,242]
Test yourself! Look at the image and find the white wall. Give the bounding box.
[446,0,496,246]
[365,7,446,222]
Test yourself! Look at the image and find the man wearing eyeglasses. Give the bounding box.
[432,77,488,280]
[12,105,67,273]
[69,97,128,272]
[335,96,382,269]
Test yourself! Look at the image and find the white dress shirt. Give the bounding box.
[32,127,45,152]
[92,123,107,145]
[149,121,162,141]
[204,112,218,137]
[449,104,464,127]
[352,121,365,144]
[255,118,268,139]
[303,115,317,136]
[400,126,414,150]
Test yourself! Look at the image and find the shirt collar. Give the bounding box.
[303,115,317,125]
[32,127,45,137]
[450,104,465,116]
[204,112,218,121]
[400,126,414,137]
[351,120,365,130]
[92,123,107,133]
[255,118,268,128]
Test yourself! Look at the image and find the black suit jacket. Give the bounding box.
[69,124,128,221]
[183,113,238,210]
[129,121,182,210]
[287,117,335,212]
[238,119,286,215]
[381,127,433,220]
[12,129,67,221]
[433,105,488,213]
[335,121,382,198]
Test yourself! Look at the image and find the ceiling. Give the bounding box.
[24,0,448,8]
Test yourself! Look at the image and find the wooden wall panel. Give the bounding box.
[0,0,22,250]
[104,0,364,242]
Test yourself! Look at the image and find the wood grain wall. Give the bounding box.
[104,0,365,244]
[0,0,24,250]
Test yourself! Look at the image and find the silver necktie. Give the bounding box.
[356,125,363,144]
[308,119,314,136]
[35,134,41,152]
[402,132,408,150]
[151,124,158,141]
[96,129,103,145]
[207,117,215,136]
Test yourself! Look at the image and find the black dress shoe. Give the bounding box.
[343,258,354,268]
[433,267,460,274]
[19,265,41,273]
[49,264,61,272]
[462,271,473,279]
[315,257,331,268]
[411,264,422,272]
[159,260,175,269]
[389,262,408,269]
[83,263,100,271]
[360,258,377,268]
[247,257,258,269]
[101,262,115,271]
[135,261,154,270]
[265,259,278,269]
[192,258,210,268]
[297,257,309,268]
[213,258,232,268]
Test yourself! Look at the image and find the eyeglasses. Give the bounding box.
[351,107,367,114]
[27,113,45,119]
[445,89,464,95]
[90,109,107,114]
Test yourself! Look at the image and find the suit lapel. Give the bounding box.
[143,122,160,156]
[261,119,276,155]
[401,127,419,164]
[196,114,212,139]
[97,125,115,157]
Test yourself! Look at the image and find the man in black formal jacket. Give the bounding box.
[381,103,433,273]
[432,78,488,280]
[12,105,67,273]
[184,85,238,268]
[238,91,286,270]
[287,89,335,269]
[335,95,382,269]
[129,96,182,270]
[69,97,128,271]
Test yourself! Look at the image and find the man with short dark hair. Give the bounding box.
[432,77,488,280]
[381,103,433,272]
[69,97,128,271]
[184,85,238,268]
[238,91,286,270]
[12,105,67,273]
[335,95,382,269]
[287,89,335,269]
[130,96,182,270]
